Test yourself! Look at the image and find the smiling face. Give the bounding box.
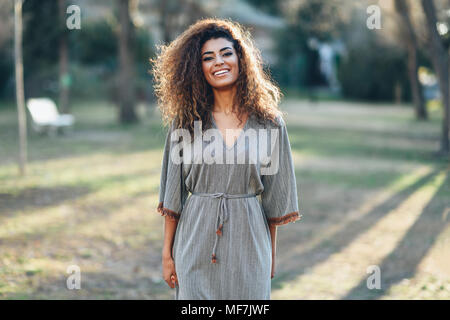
[201,37,240,90]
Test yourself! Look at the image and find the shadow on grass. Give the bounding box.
[3,262,173,300]
[288,123,446,165]
[0,167,159,217]
[0,186,93,217]
[272,168,444,292]
[342,170,449,299]
[0,168,161,244]
[0,120,168,167]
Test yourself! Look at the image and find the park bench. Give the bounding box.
[26,98,75,136]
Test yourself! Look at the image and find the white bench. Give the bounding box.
[26,98,75,135]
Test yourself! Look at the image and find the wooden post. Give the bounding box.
[14,0,27,176]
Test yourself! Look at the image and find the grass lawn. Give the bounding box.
[0,98,449,299]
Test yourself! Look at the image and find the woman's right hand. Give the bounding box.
[162,255,178,288]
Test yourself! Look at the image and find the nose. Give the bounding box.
[215,55,224,65]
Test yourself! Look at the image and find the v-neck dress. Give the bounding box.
[156,112,301,300]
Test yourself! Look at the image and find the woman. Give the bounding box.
[151,18,301,300]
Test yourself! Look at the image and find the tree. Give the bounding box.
[58,0,70,113]
[117,0,138,124]
[14,0,27,175]
[394,0,427,120]
[421,0,449,154]
[22,0,59,97]
[155,0,208,44]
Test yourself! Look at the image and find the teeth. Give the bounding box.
[214,70,229,75]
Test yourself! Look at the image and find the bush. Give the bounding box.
[272,25,327,89]
[337,37,411,102]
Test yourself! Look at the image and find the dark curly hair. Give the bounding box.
[150,18,284,136]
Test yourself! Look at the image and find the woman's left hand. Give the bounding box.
[269,224,277,279]
[271,255,276,279]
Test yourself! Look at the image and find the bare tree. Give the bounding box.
[156,0,208,43]
[14,0,27,176]
[394,0,427,120]
[158,0,174,43]
[58,0,69,113]
[117,0,138,123]
[421,0,449,154]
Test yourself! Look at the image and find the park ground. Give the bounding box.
[0,98,449,299]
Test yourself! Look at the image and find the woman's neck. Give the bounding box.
[212,85,237,114]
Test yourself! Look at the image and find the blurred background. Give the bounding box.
[0,0,449,299]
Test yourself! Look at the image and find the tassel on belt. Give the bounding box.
[191,192,258,264]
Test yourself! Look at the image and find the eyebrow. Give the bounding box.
[202,47,232,56]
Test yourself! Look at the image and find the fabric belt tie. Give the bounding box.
[191,192,258,264]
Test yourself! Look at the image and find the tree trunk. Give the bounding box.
[58,0,69,113]
[394,0,427,120]
[117,0,138,123]
[14,0,27,176]
[159,0,172,43]
[421,0,449,154]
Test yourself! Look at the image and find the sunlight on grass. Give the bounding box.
[1,99,447,299]
[278,165,434,265]
[0,147,165,241]
[272,168,448,299]
[0,150,163,192]
[76,195,163,245]
[0,256,103,299]
[0,169,161,239]
[381,222,450,299]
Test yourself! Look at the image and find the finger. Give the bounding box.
[172,274,179,286]
[166,278,175,289]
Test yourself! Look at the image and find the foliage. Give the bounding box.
[244,0,282,16]
[73,20,118,68]
[21,0,60,99]
[338,35,411,102]
[0,45,13,99]
[0,4,155,102]
[272,24,327,89]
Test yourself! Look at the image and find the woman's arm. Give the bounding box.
[162,216,179,288]
[269,224,277,278]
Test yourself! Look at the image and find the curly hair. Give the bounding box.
[150,18,284,135]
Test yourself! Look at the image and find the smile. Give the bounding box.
[213,69,230,76]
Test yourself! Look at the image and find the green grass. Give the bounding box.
[0,98,449,299]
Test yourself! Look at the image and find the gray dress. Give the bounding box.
[157,112,301,300]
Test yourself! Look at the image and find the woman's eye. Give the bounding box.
[202,52,232,62]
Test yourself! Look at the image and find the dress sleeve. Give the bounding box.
[157,120,188,220]
[260,115,302,226]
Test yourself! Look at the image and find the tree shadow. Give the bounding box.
[0,167,159,218]
[0,119,167,167]
[286,120,445,165]
[3,241,173,300]
[0,168,161,245]
[0,186,93,217]
[272,168,443,291]
[342,170,449,299]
